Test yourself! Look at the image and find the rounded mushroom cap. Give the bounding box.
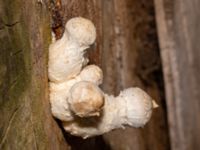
[119,87,154,127]
[65,17,96,46]
[69,81,104,118]
[80,65,103,85]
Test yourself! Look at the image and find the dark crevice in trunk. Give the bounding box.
[49,0,63,39]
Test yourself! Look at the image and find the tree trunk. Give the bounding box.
[154,0,200,150]
[0,0,68,149]
[2,0,199,149]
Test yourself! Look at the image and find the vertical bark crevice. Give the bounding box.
[49,0,63,39]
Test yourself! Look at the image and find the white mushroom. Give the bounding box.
[48,17,158,138]
[48,17,96,83]
[63,87,157,138]
[49,65,104,121]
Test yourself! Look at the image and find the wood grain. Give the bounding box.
[0,0,68,149]
[154,0,200,149]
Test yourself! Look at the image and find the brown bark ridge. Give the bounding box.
[0,0,68,149]
[154,0,200,150]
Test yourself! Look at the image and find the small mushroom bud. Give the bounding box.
[68,81,104,117]
[80,65,103,85]
[118,87,154,127]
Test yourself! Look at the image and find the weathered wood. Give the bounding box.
[154,0,200,150]
[0,0,68,149]
[0,0,174,149]
[101,0,169,150]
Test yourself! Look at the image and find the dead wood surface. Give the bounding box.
[155,0,200,150]
[0,0,68,149]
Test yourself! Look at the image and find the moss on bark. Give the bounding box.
[0,0,68,149]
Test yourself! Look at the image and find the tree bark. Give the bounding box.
[101,0,169,150]
[0,0,171,149]
[0,0,68,149]
[155,0,200,150]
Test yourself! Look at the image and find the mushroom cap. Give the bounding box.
[69,81,104,118]
[119,87,154,127]
[80,65,103,85]
[65,17,96,46]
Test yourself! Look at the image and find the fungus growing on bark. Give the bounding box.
[48,17,158,138]
[69,81,104,118]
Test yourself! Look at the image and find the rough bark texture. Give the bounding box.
[0,0,68,149]
[1,0,200,149]
[101,0,169,150]
[154,0,200,150]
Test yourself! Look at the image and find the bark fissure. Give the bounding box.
[30,111,39,150]
[4,76,21,96]
[0,106,22,148]
[3,21,20,27]
[49,0,63,39]
[11,49,23,56]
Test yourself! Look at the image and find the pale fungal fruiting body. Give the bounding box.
[48,17,158,138]
[69,81,104,117]
[48,17,96,83]
[49,64,104,121]
[63,87,156,139]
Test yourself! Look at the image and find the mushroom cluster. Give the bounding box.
[48,17,158,139]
